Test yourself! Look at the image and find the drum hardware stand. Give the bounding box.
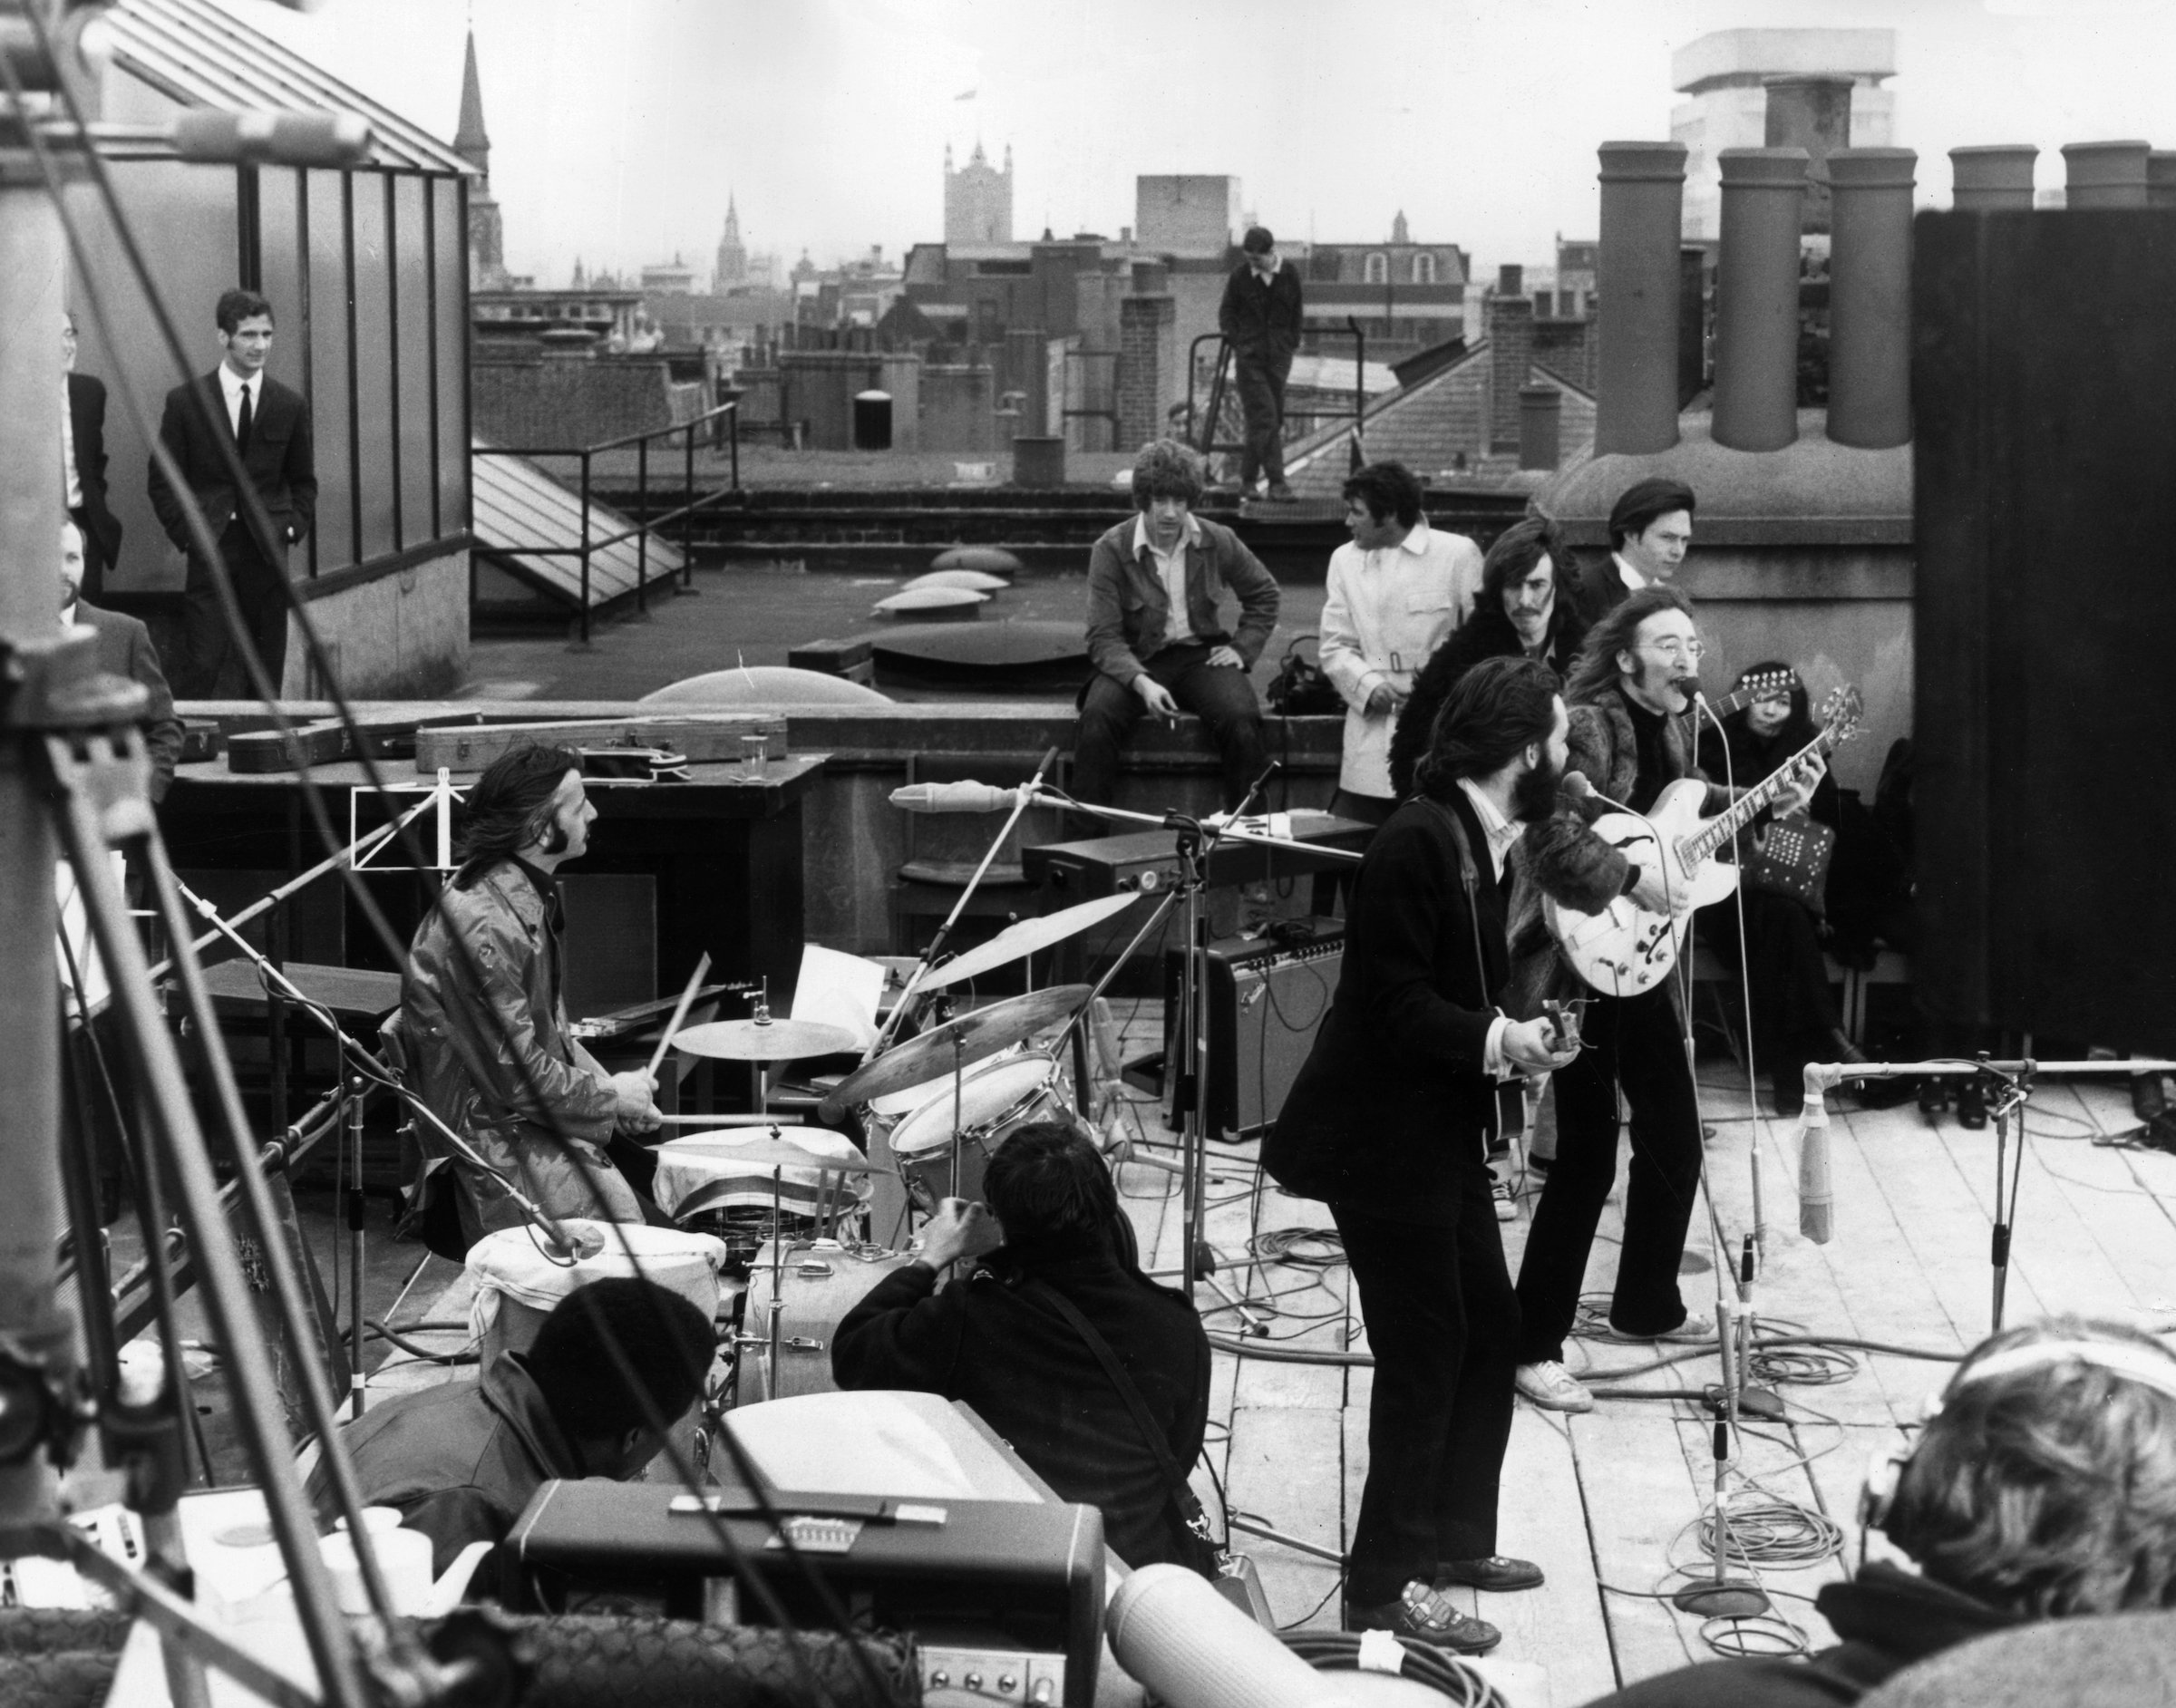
[742,982,778,1115]
[344,1077,367,1418]
[861,745,1064,1066]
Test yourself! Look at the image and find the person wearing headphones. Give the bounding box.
[1580,1315,2176,1705]
[390,742,664,1247]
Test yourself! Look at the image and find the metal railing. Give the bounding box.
[471,399,742,644]
[1185,316,1369,485]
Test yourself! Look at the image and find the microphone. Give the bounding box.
[888,780,1032,814]
[1562,770,1594,800]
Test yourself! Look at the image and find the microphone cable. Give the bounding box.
[1278,1631,1508,1705]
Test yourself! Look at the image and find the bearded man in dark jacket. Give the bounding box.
[1390,516,1588,801]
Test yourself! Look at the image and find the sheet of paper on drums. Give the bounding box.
[791,944,885,1050]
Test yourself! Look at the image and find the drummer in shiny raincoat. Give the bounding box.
[386,742,664,1246]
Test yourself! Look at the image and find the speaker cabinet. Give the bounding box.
[1913,208,2176,1051]
[1162,924,1343,1139]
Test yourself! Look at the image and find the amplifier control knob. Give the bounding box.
[1137,869,1161,892]
[964,1672,985,1691]
[999,1674,1019,1693]
[928,1670,949,1687]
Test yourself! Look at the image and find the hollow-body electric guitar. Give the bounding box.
[1545,686,1863,995]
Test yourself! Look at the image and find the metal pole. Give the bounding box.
[347,1077,366,1415]
[636,434,649,613]
[0,145,73,1544]
[685,420,697,588]
[578,449,593,645]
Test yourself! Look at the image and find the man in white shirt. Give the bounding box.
[148,286,316,698]
[1570,477,1695,627]
[1316,461,1484,828]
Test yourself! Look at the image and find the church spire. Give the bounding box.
[454,30,490,176]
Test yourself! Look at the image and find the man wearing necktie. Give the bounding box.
[63,312,124,603]
[149,286,316,699]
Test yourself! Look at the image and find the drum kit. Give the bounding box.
[661,896,1132,1404]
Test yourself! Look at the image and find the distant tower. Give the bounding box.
[454,31,506,287]
[1391,209,1410,245]
[944,140,1014,245]
[571,257,587,289]
[714,195,747,290]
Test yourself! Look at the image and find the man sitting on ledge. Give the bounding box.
[1073,438,1280,811]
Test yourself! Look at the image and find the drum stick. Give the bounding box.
[645,952,713,1082]
[654,1112,806,1127]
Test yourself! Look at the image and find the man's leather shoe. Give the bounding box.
[1345,1582,1501,1654]
[1435,1555,1544,1593]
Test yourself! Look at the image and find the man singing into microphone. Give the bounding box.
[1510,588,1819,1414]
[1266,656,1584,1655]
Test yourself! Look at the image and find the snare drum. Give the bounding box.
[887,1048,1073,1208]
[739,1240,917,1403]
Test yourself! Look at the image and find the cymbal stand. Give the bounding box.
[743,981,775,1116]
[861,744,1064,1064]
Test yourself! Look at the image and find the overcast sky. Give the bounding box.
[228,0,2176,287]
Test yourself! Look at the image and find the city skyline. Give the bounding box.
[233,0,2176,286]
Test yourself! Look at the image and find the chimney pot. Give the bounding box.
[1826,148,1916,451]
[1950,145,2039,212]
[2150,152,2176,209]
[1593,140,1688,456]
[1762,74,1855,233]
[1518,383,1562,471]
[1712,147,1809,453]
[1498,263,1523,296]
[2062,140,2152,209]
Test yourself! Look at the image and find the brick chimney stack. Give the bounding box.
[1486,289,1535,455]
[1592,141,1686,456]
[1762,74,1854,233]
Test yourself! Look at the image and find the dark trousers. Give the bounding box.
[1514,983,1702,1362]
[1311,788,1394,915]
[1335,1182,1520,1606]
[1701,891,1843,1106]
[1233,351,1290,487]
[1072,644,1267,810]
[180,519,289,699]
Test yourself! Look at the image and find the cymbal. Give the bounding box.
[916,894,1138,991]
[671,1017,859,1062]
[656,1134,895,1175]
[821,985,1090,1117]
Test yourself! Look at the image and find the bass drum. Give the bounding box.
[737,1241,917,1404]
[886,1048,1073,1210]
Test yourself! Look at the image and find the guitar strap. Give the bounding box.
[1420,793,1494,1008]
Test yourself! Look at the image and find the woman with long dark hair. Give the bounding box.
[1695,662,1864,1114]
[1389,517,1588,801]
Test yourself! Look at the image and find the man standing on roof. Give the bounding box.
[1218,226,1304,501]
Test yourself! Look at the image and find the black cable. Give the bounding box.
[364,1321,477,1365]
[1279,1631,1507,1705]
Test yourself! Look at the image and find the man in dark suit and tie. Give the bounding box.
[149,286,316,699]
[63,312,125,603]
[62,520,185,803]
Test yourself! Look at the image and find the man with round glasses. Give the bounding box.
[1510,587,1819,1414]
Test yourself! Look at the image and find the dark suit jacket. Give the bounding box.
[73,599,185,803]
[1218,259,1304,363]
[1265,790,1511,1223]
[148,369,316,561]
[1387,604,1590,801]
[67,371,122,569]
[1571,549,1638,627]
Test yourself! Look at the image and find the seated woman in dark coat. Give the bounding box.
[1388,516,1588,801]
[1695,662,1866,1114]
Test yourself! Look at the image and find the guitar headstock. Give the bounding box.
[1816,684,1864,746]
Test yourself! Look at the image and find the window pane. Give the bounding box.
[393,175,434,544]
[350,175,397,562]
[305,169,356,572]
[436,178,470,531]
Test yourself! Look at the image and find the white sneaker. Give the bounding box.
[1491,1178,1516,1222]
[1515,1360,1594,1413]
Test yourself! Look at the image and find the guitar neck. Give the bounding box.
[1681,727,1839,867]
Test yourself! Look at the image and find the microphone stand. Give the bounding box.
[1977,1054,2034,1334]
[862,745,1064,1064]
[1031,771,1329,1322]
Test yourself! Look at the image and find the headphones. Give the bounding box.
[1858,1338,2176,1548]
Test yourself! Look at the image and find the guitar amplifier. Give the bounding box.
[1159,921,1343,1139]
